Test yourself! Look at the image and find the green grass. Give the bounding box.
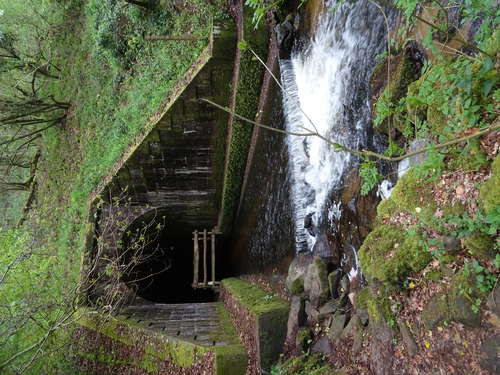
[0,0,228,372]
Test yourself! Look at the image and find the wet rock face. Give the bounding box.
[275,14,299,59]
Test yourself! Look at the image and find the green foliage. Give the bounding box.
[479,153,500,213]
[0,0,228,372]
[271,354,332,375]
[393,0,418,20]
[414,145,445,180]
[0,228,75,374]
[461,260,497,313]
[447,208,500,239]
[359,159,381,196]
[245,0,282,29]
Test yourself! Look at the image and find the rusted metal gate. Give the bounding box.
[192,228,220,289]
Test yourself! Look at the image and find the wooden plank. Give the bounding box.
[193,230,199,286]
[203,229,207,286]
[211,228,216,283]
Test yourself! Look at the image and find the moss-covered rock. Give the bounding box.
[376,169,435,223]
[421,293,450,330]
[289,277,305,295]
[359,224,432,285]
[479,154,500,214]
[448,270,482,327]
[463,231,495,261]
[304,257,330,306]
[422,269,483,329]
[354,287,393,325]
[286,253,313,296]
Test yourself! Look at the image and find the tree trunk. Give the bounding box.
[145,35,201,41]
[124,0,151,8]
[0,181,30,192]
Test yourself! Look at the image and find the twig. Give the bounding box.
[201,98,500,162]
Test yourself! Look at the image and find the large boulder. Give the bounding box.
[328,270,342,298]
[421,293,449,330]
[328,311,347,343]
[341,314,364,355]
[480,334,500,374]
[304,256,330,307]
[286,296,306,344]
[286,253,314,295]
[311,335,333,356]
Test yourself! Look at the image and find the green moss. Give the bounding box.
[272,354,334,375]
[214,345,248,375]
[424,271,442,281]
[479,154,500,214]
[376,169,436,223]
[295,327,312,352]
[463,231,495,261]
[221,278,288,372]
[354,287,393,325]
[447,269,482,326]
[212,303,243,345]
[421,293,450,330]
[359,224,432,285]
[78,307,247,374]
[218,5,269,232]
[441,202,467,217]
[354,288,371,310]
[221,278,289,316]
[289,277,304,295]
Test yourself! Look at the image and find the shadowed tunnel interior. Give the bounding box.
[121,211,216,304]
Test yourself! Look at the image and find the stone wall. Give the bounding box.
[106,19,236,231]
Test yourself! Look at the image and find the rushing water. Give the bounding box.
[281,0,392,252]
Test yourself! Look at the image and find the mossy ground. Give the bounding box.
[359,224,432,285]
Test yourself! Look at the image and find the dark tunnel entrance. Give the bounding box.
[121,211,216,304]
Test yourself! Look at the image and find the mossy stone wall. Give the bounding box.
[221,278,289,372]
[76,304,247,375]
[106,19,237,231]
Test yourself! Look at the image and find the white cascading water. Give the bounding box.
[280,0,390,252]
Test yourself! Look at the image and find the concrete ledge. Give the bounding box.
[220,278,289,373]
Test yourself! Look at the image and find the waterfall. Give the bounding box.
[280,0,391,253]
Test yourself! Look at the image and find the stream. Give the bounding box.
[231,0,395,276]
